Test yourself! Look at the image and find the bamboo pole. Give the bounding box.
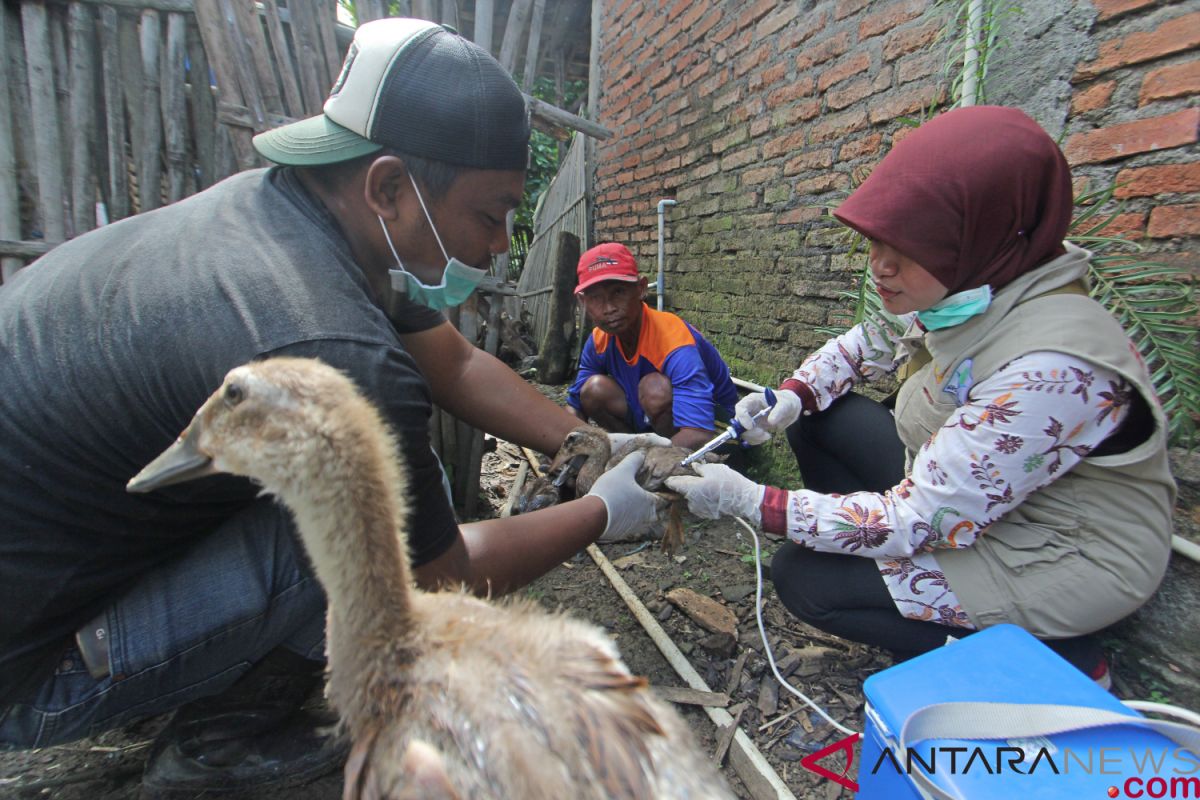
[521,0,545,91]
[0,4,23,280]
[162,12,188,202]
[139,9,163,212]
[98,6,129,221]
[192,0,256,168]
[497,0,533,73]
[22,1,66,244]
[0,239,53,259]
[186,22,215,190]
[68,2,97,235]
[261,0,304,118]
[472,0,493,53]
[230,0,283,118]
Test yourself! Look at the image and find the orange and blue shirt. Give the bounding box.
[567,304,738,432]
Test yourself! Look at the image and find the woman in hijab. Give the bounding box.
[666,106,1174,683]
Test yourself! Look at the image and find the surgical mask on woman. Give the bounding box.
[381,173,488,311]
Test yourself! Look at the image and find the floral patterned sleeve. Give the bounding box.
[771,351,1133,627]
[788,316,911,409]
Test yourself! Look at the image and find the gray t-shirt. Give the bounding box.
[0,167,458,696]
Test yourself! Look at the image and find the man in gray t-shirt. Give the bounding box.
[0,19,662,797]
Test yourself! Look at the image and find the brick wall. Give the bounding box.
[589,0,1198,386]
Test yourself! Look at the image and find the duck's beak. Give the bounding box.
[126,423,218,493]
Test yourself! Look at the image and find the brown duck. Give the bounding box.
[128,357,733,800]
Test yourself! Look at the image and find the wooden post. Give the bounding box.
[521,0,545,91]
[261,0,304,117]
[139,9,163,212]
[68,3,97,235]
[535,231,581,384]
[472,0,493,53]
[0,3,21,280]
[497,0,533,73]
[21,1,66,244]
[98,6,129,221]
[230,0,284,118]
[161,12,188,202]
[186,21,215,191]
[411,0,436,22]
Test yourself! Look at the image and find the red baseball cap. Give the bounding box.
[575,243,641,294]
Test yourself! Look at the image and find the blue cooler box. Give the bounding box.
[857,624,1196,798]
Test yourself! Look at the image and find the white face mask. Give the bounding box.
[383,173,487,311]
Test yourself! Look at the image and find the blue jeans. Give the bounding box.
[0,499,326,749]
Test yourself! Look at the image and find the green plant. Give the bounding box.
[933,0,1020,108]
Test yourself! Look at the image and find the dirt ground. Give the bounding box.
[2,386,1196,799]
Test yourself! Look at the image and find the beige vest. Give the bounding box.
[893,244,1175,637]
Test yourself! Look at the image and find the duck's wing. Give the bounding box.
[562,643,669,798]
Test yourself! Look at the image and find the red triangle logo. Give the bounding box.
[800,732,860,792]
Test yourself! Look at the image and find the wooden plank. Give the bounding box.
[308,0,341,94]
[21,0,66,244]
[261,0,304,118]
[0,238,53,259]
[230,0,283,117]
[472,0,493,52]
[192,0,256,168]
[411,0,436,21]
[285,0,329,113]
[162,12,188,202]
[521,0,545,91]
[525,93,612,140]
[0,3,24,281]
[68,2,97,235]
[216,101,296,131]
[186,21,215,190]
[73,0,194,11]
[215,0,266,130]
[139,9,163,212]
[497,0,533,73]
[118,11,143,210]
[98,6,129,221]
[50,2,73,233]
[655,686,731,708]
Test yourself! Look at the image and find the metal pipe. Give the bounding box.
[656,198,676,311]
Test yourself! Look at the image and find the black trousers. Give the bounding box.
[771,392,1102,673]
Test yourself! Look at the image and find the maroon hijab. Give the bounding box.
[833,106,1074,294]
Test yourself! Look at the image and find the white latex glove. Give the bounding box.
[665,463,766,526]
[606,431,672,451]
[587,451,668,541]
[734,389,805,445]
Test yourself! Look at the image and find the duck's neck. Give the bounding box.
[280,426,417,674]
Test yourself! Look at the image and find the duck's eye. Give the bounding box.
[224,383,245,407]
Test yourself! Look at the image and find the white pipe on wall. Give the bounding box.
[960,0,983,106]
[656,198,676,311]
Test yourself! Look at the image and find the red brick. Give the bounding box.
[1093,0,1158,21]
[783,148,834,175]
[751,62,789,92]
[1115,163,1200,197]
[1071,81,1117,115]
[896,51,940,84]
[763,129,808,159]
[713,87,743,113]
[750,115,773,137]
[756,4,799,38]
[679,3,708,31]
[1102,211,1148,239]
[780,9,827,49]
[1148,203,1200,238]
[720,148,760,170]
[811,108,870,142]
[1065,108,1200,165]
[1075,12,1200,81]
[795,173,849,196]
[735,46,769,79]
[665,0,690,22]
[1141,59,1200,105]
[743,165,782,185]
[882,19,940,61]
[817,52,872,92]
[779,207,823,225]
[826,76,880,110]
[859,0,926,41]
[766,76,816,109]
[835,0,870,20]
[839,133,883,160]
[867,84,942,124]
[776,98,822,126]
[795,32,852,71]
[737,0,776,29]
